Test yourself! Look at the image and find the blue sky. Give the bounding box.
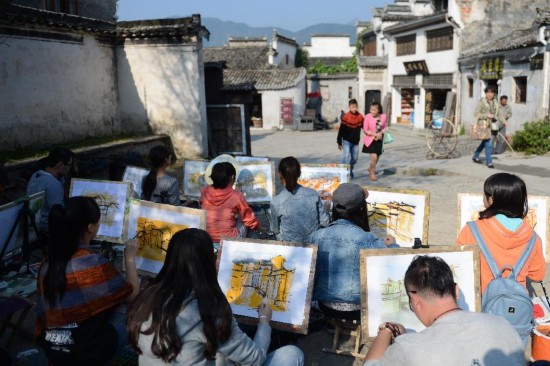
[117,0,389,31]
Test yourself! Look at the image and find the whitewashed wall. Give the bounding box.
[260,79,306,130]
[272,40,297,69]
[0,34,118,149]
[304,36,354,57]
[117,41,208,158]
[307,75,358,123]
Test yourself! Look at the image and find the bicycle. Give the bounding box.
[425,118,458,158]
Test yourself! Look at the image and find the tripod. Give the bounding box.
[0,199,42,274]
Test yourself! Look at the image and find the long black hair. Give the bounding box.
[479,173,528,219]
[332,199,371,232]
[142,145,170,200]
[210,162,236,189]
[278,156,301,193]
[127,229,232,362]
[44,196,100,307]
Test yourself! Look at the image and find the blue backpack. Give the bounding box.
[467,221,536,346]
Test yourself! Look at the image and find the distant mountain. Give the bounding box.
[202,18,357,47]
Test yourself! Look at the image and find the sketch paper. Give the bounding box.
[298,164,349,201]
[217,238,317,333]
[69,179,131,243]
[125,199,206,274]
[235,156,269,163]
[458,193,550,260]
[123,166,149,198]
[183,160,210,198]
[366,187,430,247]
[236,162,275,203]
[361,246,480,340]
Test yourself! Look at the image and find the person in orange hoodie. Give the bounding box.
[456,173,545,294]
[200,162,260,245]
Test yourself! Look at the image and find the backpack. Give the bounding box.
[467,221,536,346]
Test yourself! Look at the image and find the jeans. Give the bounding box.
[264,345,304,366]
[109,305,129,354]
[341,140,359,176]
[473,138,493,165]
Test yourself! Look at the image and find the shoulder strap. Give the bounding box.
[511,232,537,279]
[467,221,500,278]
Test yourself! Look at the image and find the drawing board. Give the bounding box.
[69,179,131,243]
[122,166,149,198]
[458,193,550,261]
[360,246,480,340]
[216,238,317,334]
[235,156,269,163]
[365,187,430,247]
[298,163,350,201]
[236,162,275,203]
[182,160,210,198]
[125,199,206,274]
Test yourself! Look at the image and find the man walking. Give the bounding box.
[494,95,512,155]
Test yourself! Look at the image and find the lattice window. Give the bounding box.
[363,34,377,56]
[468,78,474,98]
[423,74,453,85]
[393,75,416,85]
[427,27,453,52]
[396,34,416,56]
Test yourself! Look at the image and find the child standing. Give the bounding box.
[363,102,386,181]
[337,99,364,178]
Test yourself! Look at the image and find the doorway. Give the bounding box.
[365,90,381,114]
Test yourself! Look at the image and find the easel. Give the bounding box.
[0,199,42,274]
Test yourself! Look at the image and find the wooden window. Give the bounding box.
[285,54,289,65]
[427,27,453,52]
[396,34,416,56]
[468,78,474,98]
[362,34,377,56]
[514,77,527,103]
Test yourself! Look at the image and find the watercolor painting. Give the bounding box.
[69,179,131,243]
[217,238,317,334]
[365,187,430,247]
[122,166,149,198]
[125,199,206,274]
[182,160,210,198]
[360,246,480,340]
[235,156,269,163]
[236,162,275,203]
[458,193,550,260]
[298,164,349,201]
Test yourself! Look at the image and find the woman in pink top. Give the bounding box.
[362,102,387,181]
[199,162,260,244]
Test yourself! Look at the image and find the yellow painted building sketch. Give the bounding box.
[226,255,295,312]
[368,201,415,243]
[82,191,119,227]
[298,175,341,200]
[136,217,188,262]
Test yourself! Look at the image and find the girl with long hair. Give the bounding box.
[36,196,139,366]
[456,173,545,293]
[362,101,387,181]
[127,228,304,365]
[270,156,329,242]
[142,145,180,205]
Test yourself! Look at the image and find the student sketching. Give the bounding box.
[35,196,140,366]
[128,228,304,365]
[142,145,181,205]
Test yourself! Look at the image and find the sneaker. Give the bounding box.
[472,158,482,164]
[487,164,495,169]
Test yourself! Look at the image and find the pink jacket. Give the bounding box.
[363,113,387,148]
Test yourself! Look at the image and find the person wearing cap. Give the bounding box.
[200,162,260,244]
[310,183,398,319]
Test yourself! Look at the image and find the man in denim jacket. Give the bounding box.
[311,183,399,319]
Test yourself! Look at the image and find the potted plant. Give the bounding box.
[251,116,263,128]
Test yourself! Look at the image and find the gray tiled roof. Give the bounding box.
[224,68,306,90]
[357,56,388,67]
[386,4,411,12]
[203,46,271,70]
[460,27,539,58]
[118,16,209,40]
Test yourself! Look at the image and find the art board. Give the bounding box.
[182,160,211,198]
[216,237,317,334]
[122,166,149,198]
[235,156,269,163]
[364,187,430,247]
[457,193,550,261]
[69,179,131,243]
[360,246,480,341]
[124,199,206,274]
[235,162,275,203]
[298,163,350,201]
[0,191,45,259]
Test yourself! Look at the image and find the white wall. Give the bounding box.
[272,40,297,69]
[305,36,354,57]
[358,68,388,115]
[307,76,358,123]
[0,33,118,149]
[117,41,208,158]
[260,79,306,130]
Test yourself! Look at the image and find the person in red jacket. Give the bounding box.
[337,99,364,179]
[200,162,260,245]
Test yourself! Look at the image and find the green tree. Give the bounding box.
[295,48,309,68]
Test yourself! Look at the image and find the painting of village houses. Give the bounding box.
[183,160,211,198]
[298,164,349,201]
[235,162,275,203]
[365,187,430,247]
[217,238,317,333]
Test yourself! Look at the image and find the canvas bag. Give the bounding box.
[470,119,492,140]
[383,132,394,144]
[467,221,536,346]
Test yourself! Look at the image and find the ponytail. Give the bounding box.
[278,157,301,193]
[142,145,170,201]
[44,197,100,307]
[142,169,158,201]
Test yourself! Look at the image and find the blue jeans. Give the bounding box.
[109,305,129,354]
[341,140,359,176]
[473,138,493,165]
[264,345,304,366]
